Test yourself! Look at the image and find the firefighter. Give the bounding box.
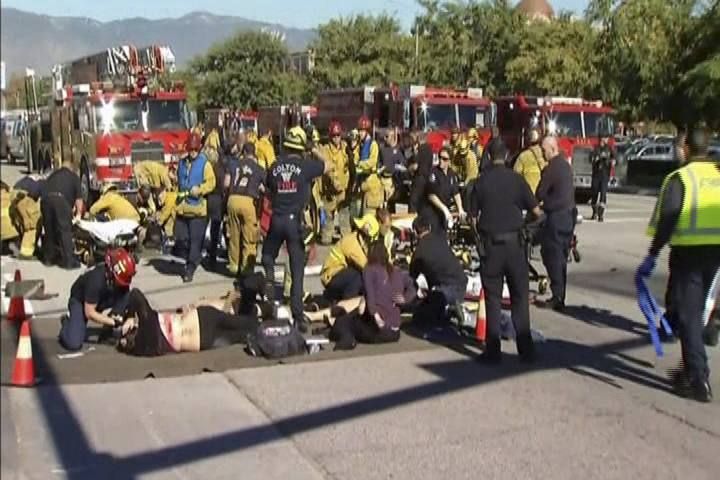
[1,182,20,248]
[467,128,483,161]
[641,125,720,402]
[256,128,276,170]
[156,187,178,238]
[590,133,615,222]
[263,126,332,331]
[175,132,216,283]
[226,142,266,276]
[60,248,136,351]
[353,116,383,216]
[203,127,221,165]
[320,213,379,301]
[133,161,173,192]
[89,184,141,222]
[41,161,84,269]
[452,137,479,185]
[449,127,461,157]
[513,128,546,194]
[10,175,43,259]
[317,121,352,245]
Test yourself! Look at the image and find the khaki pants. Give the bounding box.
[226,194,258,274]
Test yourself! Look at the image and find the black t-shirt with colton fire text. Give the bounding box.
[267,155,324,216]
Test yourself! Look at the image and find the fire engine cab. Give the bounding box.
[35,44,191,203]
[316,84,495,152]
[495,95,615,201]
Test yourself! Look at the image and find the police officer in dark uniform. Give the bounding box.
[425,146,467,234]
[469,141,543,363]
[41,161,84,269]
[536,136,576,311]
[263,126,332,332]
[590,134,615,222]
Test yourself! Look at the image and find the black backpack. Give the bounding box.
[246,320,306,359]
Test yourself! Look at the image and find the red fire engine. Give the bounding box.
[316,84,495,152]
[35,44,190,203]
[495,95,616,200]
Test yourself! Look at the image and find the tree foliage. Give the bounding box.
[189,30,310,111]
[310,14,413,89]
[188,0,719,129]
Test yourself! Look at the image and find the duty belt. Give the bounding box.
[481,231,523,244]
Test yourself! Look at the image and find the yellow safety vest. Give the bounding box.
[647,161,720,246]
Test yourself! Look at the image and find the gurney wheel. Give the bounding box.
[538,278,549,295]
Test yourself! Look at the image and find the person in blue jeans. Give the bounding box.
[59,248,137,351]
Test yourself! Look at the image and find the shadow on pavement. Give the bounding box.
[561,305,648,336]
[146,257,185,276]
[9,308,673,479]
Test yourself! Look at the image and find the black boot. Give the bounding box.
[690,378,713,403]
[598,205,605,223]
[590,204,597,220]
[478,337,502,364]
[516,333,536,363]
[182,266,195,283]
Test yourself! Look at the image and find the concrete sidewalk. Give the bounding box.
[3,347,719,480]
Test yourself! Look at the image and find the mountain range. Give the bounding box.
[0,7,316,77]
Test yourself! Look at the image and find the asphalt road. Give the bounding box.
[2,161,719,479]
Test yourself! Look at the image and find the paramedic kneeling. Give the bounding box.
[59,248,136,351]
[469,141,544,363]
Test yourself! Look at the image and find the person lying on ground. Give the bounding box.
[328,240,416,349]
[116,287,273,356]
[60,248,136,351]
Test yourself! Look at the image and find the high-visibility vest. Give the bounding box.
[647,160,720,246]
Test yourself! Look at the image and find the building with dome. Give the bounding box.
[516,0,555,22]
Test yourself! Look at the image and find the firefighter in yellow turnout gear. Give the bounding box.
[317,121,352,245]
[353,116,383,215]
[513,128,546,194]
[1,182,20,246]
[133,161,173,192]
[452,137,479,185]
[89,184,141,222]
[255,129,276,170]
[320,214,379,301]
[8,176,43,258]
[225,143,266,276]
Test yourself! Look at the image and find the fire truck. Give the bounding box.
[495,95,616,201]
[34,44,190,203]
[316,84,495,152]
[257,104,317,149]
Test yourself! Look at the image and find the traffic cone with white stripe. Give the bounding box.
[11,319,37,387]
[475,288,487,343]
[6,269,25,323]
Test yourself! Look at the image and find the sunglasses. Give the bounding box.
[440,155,451,161]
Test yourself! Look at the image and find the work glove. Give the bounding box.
[636,254,657,278]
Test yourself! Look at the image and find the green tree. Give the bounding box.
[505,13,599,97]
[413,0,525,94]
[310,14,413,89]
[189,31,310,110]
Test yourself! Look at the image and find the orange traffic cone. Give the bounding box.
[475,288,487,342]
[11,319,37,387]
[6,269,26,323]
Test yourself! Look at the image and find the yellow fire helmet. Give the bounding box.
[283,126,308,151]
[353,213,380,239]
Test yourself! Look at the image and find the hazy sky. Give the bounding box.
[6,0,589,29]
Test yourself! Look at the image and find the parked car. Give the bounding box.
[626,142,678,188]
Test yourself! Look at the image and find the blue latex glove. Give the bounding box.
[637,254,657,277]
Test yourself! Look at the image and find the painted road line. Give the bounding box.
[592,217,649,224]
